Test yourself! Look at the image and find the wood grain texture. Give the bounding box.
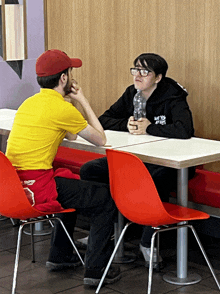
[46,0,220,171]
[3,3,27,60]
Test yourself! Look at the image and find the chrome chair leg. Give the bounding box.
[147,231,157,294]
[10,218,16,226]
[156,231,160,271]
[46,215,54,228]
[55,217,85,266]
[12,223,25,294]
[95,222,132,294]
[147,224,220,294]
[48,220,54,227]
[12,216,84,294]
[189,224,220,290]
[30,223,35,262]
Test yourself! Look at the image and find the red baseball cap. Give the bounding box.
[36,49,82,77]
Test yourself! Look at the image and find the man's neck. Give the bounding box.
[141,84,158,100]
[53,85,65,97]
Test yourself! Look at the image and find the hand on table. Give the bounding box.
[127,116,151,135]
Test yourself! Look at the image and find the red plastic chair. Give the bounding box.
[95,149,220,294]
[0,151,84,294]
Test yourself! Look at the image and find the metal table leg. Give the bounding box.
[163,168,201,285]
[113,211,136,264]
[0,134,8,153]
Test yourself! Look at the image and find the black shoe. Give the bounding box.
[46,254,82,271]
[84,264,121,286]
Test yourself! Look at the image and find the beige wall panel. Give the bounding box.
[46,0,220,172]
[4,5,25,60]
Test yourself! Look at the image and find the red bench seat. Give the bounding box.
[53,146,105,177]
[54,149,220,210]
[188,169,220,208]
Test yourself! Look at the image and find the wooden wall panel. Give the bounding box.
[45,0,220,171]
[1,1,27,60]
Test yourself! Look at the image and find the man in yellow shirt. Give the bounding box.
[6,49,120,286]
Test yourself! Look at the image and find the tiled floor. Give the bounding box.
[0,217,220,294]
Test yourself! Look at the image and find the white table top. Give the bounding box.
[0,119,15,131]
[62,130,167,154]
[0,108,17,118]
[0,109,16,135]
[1,108,220,170]
[118,137,220,169]
[0,108,167,153]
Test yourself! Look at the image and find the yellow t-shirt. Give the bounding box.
[6,89,88,170]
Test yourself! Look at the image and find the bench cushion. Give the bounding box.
[188,169,220,208]
[53,146,105,175]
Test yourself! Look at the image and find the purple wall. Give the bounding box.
[0,0,45,109]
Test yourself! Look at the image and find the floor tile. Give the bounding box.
[167,283,220,294]
[0,218,220,294]
[0,264,83,293]
[0,286,11,294]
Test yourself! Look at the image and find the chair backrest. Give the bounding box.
[0,152,49,219]
[106,149,176,227]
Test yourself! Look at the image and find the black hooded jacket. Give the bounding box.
[99,77,194,139]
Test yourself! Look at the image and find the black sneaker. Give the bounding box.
[46,254,82,271]
[84,264,121,286]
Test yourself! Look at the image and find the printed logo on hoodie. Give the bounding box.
[154,115,166,125]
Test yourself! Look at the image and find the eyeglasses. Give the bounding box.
[130,68,151,77]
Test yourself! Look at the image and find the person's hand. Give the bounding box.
[69,79,80,94]
[127,116,138,133]
[127,116,151,135]
[67,80,87,104]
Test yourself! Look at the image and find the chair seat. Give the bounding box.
[164,202,209,222]
[1,205,76,221]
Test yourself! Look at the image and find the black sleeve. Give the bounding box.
[99,86,136,132]
[147,97,194,139]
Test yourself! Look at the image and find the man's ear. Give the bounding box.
[155,74,162,84]
[60,73,67,85]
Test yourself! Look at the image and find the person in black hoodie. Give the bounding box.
[80,53,195,268]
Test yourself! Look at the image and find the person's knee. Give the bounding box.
[55,211,77,224]
[80,157,109,183]
[80,161,94,180]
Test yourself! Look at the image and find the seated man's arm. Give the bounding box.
[147,98,194,139]
[99,86,135,132]
[78,124,106,146]
[65,132,77,140]
[67,83,106,146]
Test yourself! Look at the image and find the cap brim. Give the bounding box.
[71,58,82,68]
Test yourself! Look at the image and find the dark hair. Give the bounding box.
[37,68,69,89]
[134,53,168,78]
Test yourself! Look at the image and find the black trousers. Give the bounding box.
[48,177,117,270]
[80,157,195,247]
